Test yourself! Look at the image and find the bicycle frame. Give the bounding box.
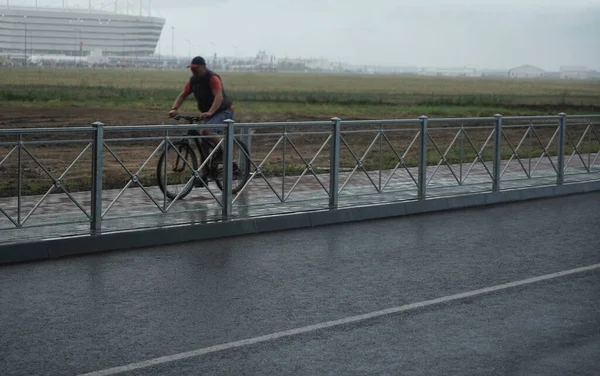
[170,113,224,176]
[184,129,221,166]
[158,113,251,198]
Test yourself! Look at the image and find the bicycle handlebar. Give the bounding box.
[171,114,204,123]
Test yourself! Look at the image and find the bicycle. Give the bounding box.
[156,114,251,200]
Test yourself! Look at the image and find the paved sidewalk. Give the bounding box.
[0,154,597,245]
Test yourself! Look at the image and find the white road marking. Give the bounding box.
[78,263,600,376]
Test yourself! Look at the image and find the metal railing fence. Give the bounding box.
[0,113,598,236]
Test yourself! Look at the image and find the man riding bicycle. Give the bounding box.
[169,56,234,186]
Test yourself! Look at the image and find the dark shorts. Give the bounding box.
[205,109,234,133]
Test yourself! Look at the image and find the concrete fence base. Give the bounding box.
[1,180,599,265]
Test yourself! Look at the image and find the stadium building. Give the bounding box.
[0,4,165,64]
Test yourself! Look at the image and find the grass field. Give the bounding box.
[0,68,599,197]
[2,68,600,120]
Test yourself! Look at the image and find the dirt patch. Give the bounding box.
[0,106,348,129]
[0,106,202,128]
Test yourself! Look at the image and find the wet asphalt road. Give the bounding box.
[1,192,599,376]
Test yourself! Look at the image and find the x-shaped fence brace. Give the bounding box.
[500,123,558,179]
[565,122,600,173]
[338,130,420,194]
[159,136,225,211]
[379,131,420,191]
[427,127,495,187]
[101,136,225,218]
[0,145,19,227]
[0,141,92,228]
[231,133,332,204]
[282,134,332,201]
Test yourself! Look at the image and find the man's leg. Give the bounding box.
[199,110,234,179]
[204,109,234,132]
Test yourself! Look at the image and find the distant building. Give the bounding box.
[508,65,545,78]
[560,66,591,80]
[589,70,600,80]
[544,71,562,79]
[480,69,509,78]
[0,5,164,63]
[398,66,419,74]
[418,67,480,77]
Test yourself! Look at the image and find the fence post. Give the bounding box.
[329,117,341,209]
[17,134,22,227]
[222,119,235,219]
[557,112,566,185]
[493,114,502,192]
[418,115,428,200]
[90,121,104,235]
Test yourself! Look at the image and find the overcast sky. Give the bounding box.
[9,0,600,70]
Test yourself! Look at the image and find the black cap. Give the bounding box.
[187,56,206,68]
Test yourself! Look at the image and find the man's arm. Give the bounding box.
[205,76,224,116]
[169,82,192,116]
[171,91,188,111]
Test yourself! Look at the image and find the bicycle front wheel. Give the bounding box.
[156,141,199,200]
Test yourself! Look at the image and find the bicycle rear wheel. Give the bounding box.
[156,141,199,200]
[214,139,252,194]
